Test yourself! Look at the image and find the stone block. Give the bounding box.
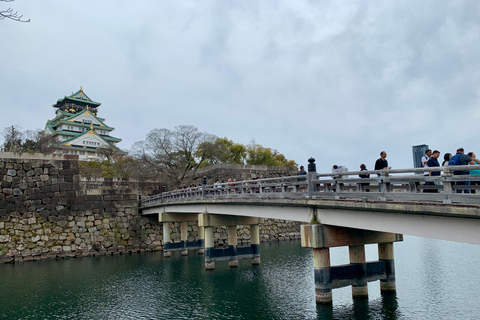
[7,169,16,176]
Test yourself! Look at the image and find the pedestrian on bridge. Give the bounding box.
[450,148,474,193]
[297,165,307,192]
[426,150,441,193]
[359,164,370,192]
[467,152,480,193]
[375,151,391,192]
[442,153,452,167]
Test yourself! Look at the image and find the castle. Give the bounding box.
[44,88,122,161]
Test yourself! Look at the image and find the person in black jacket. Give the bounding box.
[359,164,370,192]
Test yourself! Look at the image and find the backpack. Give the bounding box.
[449,154,460,166]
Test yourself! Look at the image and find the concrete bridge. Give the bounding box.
[140,160,480,303]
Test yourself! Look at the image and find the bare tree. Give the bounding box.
[23,130,56,153]
[1,125,23,152]
[0,0,30,22]
[131,125,217,187]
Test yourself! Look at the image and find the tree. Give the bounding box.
[0,0,30,22]
[1,125,23,152]
[197,137,247,166]
[21,130,56,153]
[246,140,297,167]
[1,126,56,153]
[131,125,217,187]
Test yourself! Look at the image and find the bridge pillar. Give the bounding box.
[180,221,188,256]
[198,226,205,254]
[313,247,332,304]
[228,225,238,267]
[349,245,368,298]
[302,224,402,304]
[163,222,171,258]
[251,224,260,265]
[379,242,396,293]
[204,226,215,270]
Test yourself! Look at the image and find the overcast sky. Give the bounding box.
[2,0,480,173]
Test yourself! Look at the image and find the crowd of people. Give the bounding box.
[295,148,480,194]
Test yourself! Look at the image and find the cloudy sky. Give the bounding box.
[1,0,480,173]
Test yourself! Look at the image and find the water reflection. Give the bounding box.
[1,237,480,319]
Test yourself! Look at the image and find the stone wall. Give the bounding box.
[0,153,301,264]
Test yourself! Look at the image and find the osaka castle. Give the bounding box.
[44,88,123,161]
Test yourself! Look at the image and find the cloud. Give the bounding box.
[1,0,480,173]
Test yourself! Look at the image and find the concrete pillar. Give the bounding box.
[313,248,332,304]
[198,226,205,254]
[204,226,215,270]
[163,222,171,258]
[349,245,368,298]
[251,224,260,265]
[379,242,396,293]
[228,225,238,267]
[180,221,188,256]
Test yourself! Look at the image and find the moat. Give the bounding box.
[1,236,480,320]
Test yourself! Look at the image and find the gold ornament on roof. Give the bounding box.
[90,123,93,130]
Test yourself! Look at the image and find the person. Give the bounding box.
[467,152,480,193]
[426,150,441,193]
[374,151,391,171]
[374,151,391,192]
[421,149,432,176]
[297,165,307,192]
[442,153,452,166]
[331,165,340,192]
[450,148,474,193]
[359,164,370,192]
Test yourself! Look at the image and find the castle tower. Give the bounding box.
[44,87,122,160]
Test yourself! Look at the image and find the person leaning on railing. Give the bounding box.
[450,148,474,194]
[468,152,480,194]
[427,150,441,193]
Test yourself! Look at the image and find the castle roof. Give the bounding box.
[52,87,101,109]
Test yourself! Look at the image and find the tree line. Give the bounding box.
[1,124,296,188]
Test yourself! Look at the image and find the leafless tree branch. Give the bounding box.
[0,0,30,22]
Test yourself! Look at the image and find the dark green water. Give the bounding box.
[1,237,479,319]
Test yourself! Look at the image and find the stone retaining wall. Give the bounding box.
[0,153,301,264]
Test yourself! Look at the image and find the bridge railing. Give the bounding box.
[139,165,480,207]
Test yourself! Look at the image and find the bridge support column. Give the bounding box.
[313,247,332,304]
[302,224,402,304]
[204,226,215,270]
[228,225,238,267]
[198,226,205,255]
[349,245,368,298]
[198,214,263,268]
[180,221,188,256]
[379,242,396,293]
[251,224,260,265]
[163,222,171,258]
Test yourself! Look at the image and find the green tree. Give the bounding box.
[246,140,296,167]
[198,137,247,166]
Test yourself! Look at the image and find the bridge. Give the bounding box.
[140,160,480,303]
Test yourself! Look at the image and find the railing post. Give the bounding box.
[202,176,207,199]
[442,167,453,203]
[380,170,389,200]
[308,157,317,198]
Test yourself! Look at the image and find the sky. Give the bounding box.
[1,0,480,173]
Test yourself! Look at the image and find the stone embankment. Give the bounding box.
[0,153,300,264]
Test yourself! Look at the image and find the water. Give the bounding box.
[1,236,479,319]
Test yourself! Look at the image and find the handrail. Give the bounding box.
[140,165,480,207]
